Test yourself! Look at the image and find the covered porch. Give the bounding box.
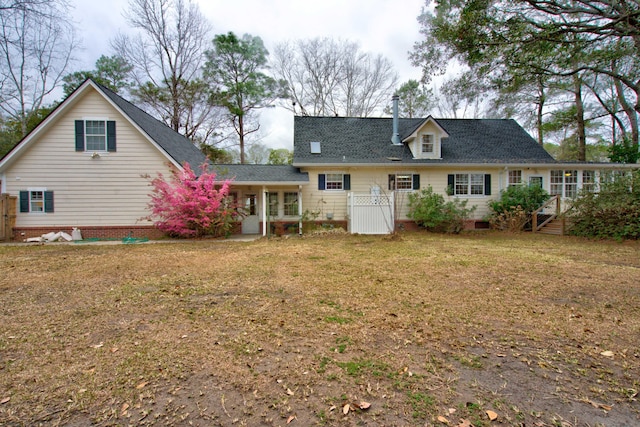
[213,165,309,236]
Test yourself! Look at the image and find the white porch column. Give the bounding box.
[262,186,267,237]
[298,185,303,235]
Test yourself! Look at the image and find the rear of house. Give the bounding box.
[292,111,635,234]
[0,80,206,240]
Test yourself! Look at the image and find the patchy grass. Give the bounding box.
[0,232,639,426]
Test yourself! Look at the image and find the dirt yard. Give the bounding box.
[0,232,639,426]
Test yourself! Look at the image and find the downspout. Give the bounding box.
[262,186,267,237]
[298,185,303,235]
[391,95,401,145]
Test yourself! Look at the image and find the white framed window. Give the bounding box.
[325,173,344,190]
[267,192,279,216]
[550,170,578,198]
[582,171,596,193]
[550,170,563,196]
[85,120,107,151]
[421,134,434,153]
[19,189,54,213]
[470,174,484,195]
[318,173,350,191]
[455,173,469,195]
[284,192,298,216]
[388,173,419,191]
[75,119,116,152]
[449,173,490,196]
[455,173,486,195]
[30,190,44,212]
[508,170,522,186]
[396,174,413,190]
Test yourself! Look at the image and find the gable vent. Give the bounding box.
[310,141,321,154]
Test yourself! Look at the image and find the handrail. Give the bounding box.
[532,195,560,233]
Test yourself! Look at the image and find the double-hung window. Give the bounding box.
[318,173,350,191]
[582,171,596,193]
[388,173,420,191]
[85,120,106,151]
[267,192,279,216]
[75,119,116,152]
[326,174,344,190]
[508,170,522,186]
[19,189,54,213]
[283,192,298,216]
[421,134,434,154]
[448,173,491,196]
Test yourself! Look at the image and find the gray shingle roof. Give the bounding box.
[96,82,208,168]
[212,164,309,184]
[293,116,557,165]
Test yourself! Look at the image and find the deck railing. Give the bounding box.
[532,195,560,233]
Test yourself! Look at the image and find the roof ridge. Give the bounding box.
[91,80,176,134]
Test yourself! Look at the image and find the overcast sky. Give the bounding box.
[71,0,426,150]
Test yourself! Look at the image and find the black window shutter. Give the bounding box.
[412,174,420,190]
[107,121,116,152]
[343,174,351,190]
[484,174,491,195]
[75,120,84,151]
[19,191,29,212]
[388,175,394,191]
[447,174,455,189]
[318,174,326,190]
[44,191,54,213]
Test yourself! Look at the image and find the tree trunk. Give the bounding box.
[573,74,586,161]
[536,78,545,145]
[238,114,245,164]
[614,77,639,149]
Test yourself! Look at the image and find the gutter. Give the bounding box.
[292,162,639,169]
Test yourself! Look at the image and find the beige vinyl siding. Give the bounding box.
[300,166,513,221]
[4,89,175,227]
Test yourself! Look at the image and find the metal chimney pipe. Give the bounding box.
[391,94,400,145]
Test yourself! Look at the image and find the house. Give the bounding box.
[0,79,308,240]
[0,79,209,239]
[0,83,634,240]
[291,96,637,234]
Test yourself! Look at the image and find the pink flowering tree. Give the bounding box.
[146,162,242,238]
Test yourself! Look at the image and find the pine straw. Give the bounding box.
[0,232,639,426]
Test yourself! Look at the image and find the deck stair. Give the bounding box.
[532,196,569,235]
[537,218,565,235]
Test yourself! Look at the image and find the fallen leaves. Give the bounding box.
[437,415,450,424]
[1,397,10,404]
[436,409,497,426]
[600,350,614,358]
[340,400,372,415]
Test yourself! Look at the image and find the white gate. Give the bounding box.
[348,192,394,234]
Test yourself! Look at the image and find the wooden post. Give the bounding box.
[1,194,17,241]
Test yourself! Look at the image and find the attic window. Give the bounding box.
[310,141,321,154]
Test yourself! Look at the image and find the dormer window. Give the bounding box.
[421,134,434,154]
